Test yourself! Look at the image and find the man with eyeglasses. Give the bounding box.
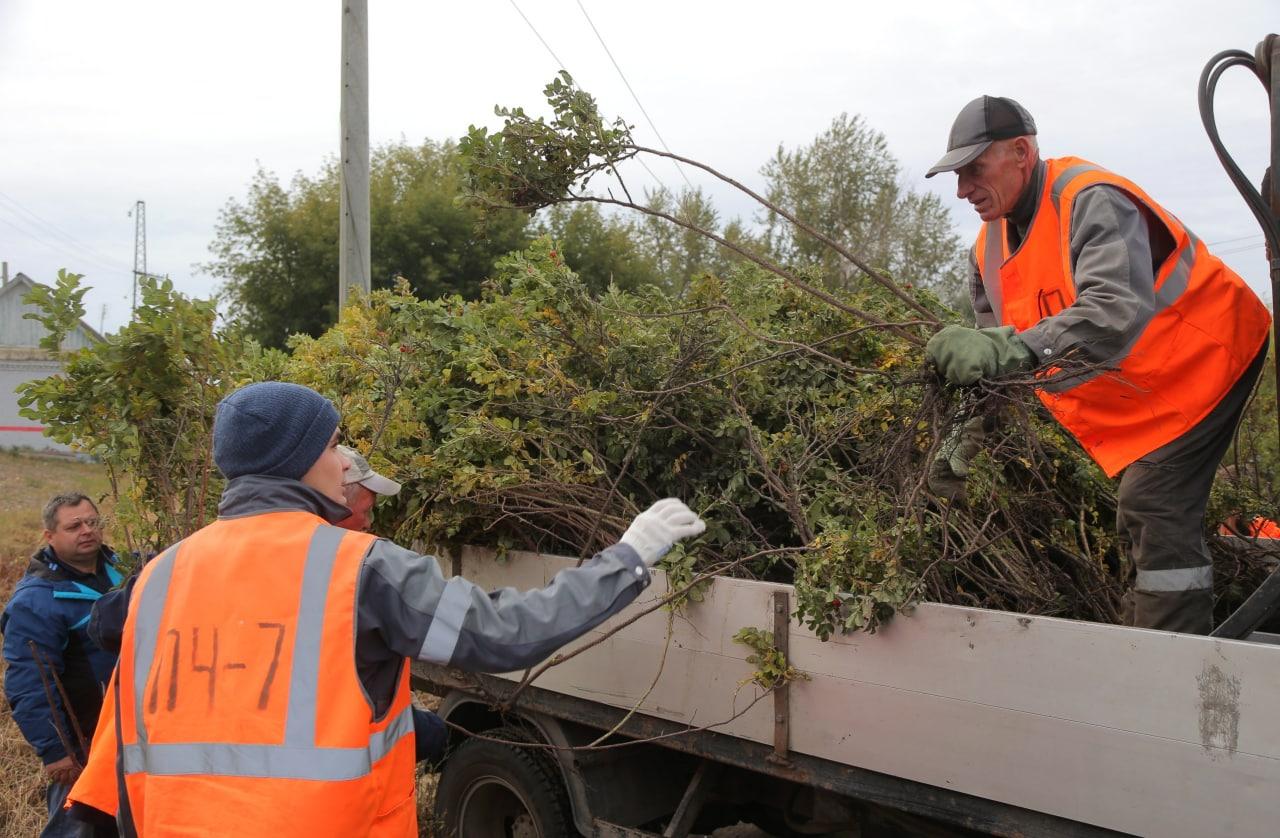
[2,492,123,837]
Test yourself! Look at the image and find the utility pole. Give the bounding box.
[132,200,146,316]
[339,0,371,311]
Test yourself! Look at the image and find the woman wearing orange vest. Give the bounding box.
[922,96,1271,635]
[65,381,705,836]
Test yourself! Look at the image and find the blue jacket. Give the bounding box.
[1,546,122,764]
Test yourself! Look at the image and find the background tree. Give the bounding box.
[761,114,968,308]
[205,140,529,347]
[19,274,279,553]
[532,190,750,296]
[532,204,658,294]
[210,101,969,348]
[637,187,751,296]
[371,141,529,300]
[206,167,337,347]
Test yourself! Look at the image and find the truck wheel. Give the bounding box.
[433,725,574,838]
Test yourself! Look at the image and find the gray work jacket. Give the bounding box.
[219,475,650,713]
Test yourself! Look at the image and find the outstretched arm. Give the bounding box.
[356,499,705,674]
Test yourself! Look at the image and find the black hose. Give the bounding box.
[1198,39,1280,451]
[1197,48,1280,260]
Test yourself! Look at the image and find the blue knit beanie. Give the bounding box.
[213,382,340,480]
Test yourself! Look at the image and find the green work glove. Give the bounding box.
[927,415,987,501]
[926,325,1035,386]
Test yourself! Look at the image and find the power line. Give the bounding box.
[504,0,669,196]
[1207,232,1265,247]
[0,212,127,278]
[1216,242,1266,257]
[0,190,131,273]
[0,203,131,277]
[0,213,65,255]
[574,0,693,191]
[506,0,567,70]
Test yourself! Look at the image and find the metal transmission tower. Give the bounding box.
[131,200,146,315]
[129,200,166,317]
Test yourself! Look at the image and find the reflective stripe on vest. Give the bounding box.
[1048,163,1102,213]
[126,524,411,780]
[1135,565,1213,593]
[981,220,1005,323]
[121,708,412,780]
[417,577,472,664]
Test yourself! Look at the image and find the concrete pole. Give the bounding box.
[339,0,371,311]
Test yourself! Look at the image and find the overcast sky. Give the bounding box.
[1,1,1275,334]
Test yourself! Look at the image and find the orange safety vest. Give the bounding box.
[975,157,1271,476]
[1218,516,1280,539]
[71,511,417,836]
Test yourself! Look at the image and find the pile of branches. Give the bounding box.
[288,74,1276,635]
[290,245,1125,638]
[18,176,1274,637]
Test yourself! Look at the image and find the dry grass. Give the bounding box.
[0,450,114,589]
[0,451,443,834]
[0,450,113,836]
[415,692,444,836]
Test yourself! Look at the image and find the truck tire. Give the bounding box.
[433,725,574,838]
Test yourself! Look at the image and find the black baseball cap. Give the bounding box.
[925,96,1037,178]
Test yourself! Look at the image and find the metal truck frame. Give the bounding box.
[411,545,1280,837]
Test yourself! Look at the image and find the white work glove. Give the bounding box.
[620,498,706,567]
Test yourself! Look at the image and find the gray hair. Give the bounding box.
[42,492,98,531]
[993,134,1039,158]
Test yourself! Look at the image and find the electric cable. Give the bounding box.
[0,190,131,273]
[1207,233,1265,247]
[0,213,126,278]
[505,0,567,71]
[574,0,694,191]
[1216,242,1267,257]
[504,0,669,195]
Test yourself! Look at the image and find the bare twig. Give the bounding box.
[27,641,87,768]
[630,143,941,324]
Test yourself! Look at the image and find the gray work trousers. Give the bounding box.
[1117,339,1268,634]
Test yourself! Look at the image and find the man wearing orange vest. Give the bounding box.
[923,96,1271,635]
[66,381,705,836]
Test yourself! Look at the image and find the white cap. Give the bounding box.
[337,445,402,496]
